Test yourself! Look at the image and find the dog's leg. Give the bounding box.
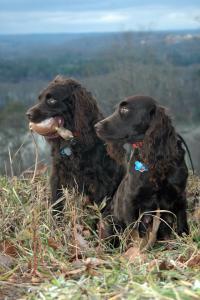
[138,214,153,238]
[138,195,157,238]
[98,216,122,247]
[50,166,64,215]
[157,212,174,240]
[176,195,189,236]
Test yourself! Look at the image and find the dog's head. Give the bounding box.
[26,75,101,144]
[95,95,178,178]
[95,95,157,143]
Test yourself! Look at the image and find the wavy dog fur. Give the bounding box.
[27,76,125,212]
[142,106,179,183]
[95,95,189,240]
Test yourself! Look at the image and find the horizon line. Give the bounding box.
[0,28,200,36]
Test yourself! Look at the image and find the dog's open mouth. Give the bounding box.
[29,116,65,139]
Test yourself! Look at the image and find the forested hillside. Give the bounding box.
[0,30,200,174]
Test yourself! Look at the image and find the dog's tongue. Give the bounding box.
[53,116,64,127]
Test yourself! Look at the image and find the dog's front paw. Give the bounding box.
[138,215,152,238]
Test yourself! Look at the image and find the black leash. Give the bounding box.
[178,134,194,175]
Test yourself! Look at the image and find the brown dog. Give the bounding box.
[27,76,125,213]
[95,95,189,240]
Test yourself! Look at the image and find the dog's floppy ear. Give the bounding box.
[143,106,178,180]
[71,83,102,145]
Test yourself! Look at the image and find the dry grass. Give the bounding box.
[0,172,199,299]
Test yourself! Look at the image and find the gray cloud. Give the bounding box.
[0,1,200,34]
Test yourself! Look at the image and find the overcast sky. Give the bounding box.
[1,0,200,34]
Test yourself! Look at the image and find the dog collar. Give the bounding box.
[132,141,143,149]
[73,131,80,137]
[59,131,81,157]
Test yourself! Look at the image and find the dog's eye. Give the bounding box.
[120,101,127,107]
[46,98,57,106]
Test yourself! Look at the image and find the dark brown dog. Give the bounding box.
[95,95,189,240]
[26,76,125,213]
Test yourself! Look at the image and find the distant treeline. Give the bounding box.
[0,31,200,175]
[0,31,200,83]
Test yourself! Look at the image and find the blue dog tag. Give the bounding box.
[134,160,148,172]
[60,147,72,157]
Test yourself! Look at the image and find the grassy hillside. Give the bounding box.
[0,173,199,299]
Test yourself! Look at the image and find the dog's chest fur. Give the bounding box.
[50,138,124,204]
[111,148,186,227]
